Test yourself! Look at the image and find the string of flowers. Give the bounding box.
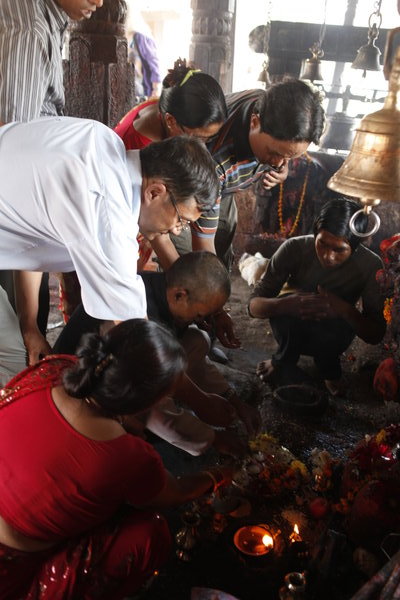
[278,153,312,237]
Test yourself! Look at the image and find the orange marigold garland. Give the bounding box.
[383,297,394,324]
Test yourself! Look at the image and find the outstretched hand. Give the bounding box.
[212,310,241,349]
[213,430,248,458]
[193,392,237,428]
[233,401,262,438]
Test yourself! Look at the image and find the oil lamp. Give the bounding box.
[233,524,274,557]
[288,524,309,568]
[289,524,302,544]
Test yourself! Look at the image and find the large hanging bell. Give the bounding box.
[328,46,400,208]
[319,113,358,152]
[351,30,382,76]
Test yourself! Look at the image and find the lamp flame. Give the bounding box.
[289,523,302,543]
[262,533,274,547]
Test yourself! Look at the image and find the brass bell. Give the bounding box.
[351,26,381,77]
[300,58,324,82]
[328,45,400,208]
[319,113,358,152]
[300,42,324,82]
[258,60,271,85]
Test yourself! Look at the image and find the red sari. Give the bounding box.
[0,357,171,600]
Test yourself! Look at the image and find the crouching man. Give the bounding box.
[248,198,386,396]
[55,252,261,455]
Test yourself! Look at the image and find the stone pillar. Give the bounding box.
[189,0,236,93]
[63,0,134,128]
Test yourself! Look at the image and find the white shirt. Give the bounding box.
[0,116,146,321]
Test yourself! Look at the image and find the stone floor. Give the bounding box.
[47,271,400,600]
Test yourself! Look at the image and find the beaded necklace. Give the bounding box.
[278,153,312,237]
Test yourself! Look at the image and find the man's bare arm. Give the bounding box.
[14,271,52,365]
[150,235,180,270]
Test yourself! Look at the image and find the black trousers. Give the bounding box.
[269,315,355,380]
[54,303,99,355]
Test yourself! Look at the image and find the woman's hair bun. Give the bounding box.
[162,57,195,88]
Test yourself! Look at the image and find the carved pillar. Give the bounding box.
[189,0,236,93]
[63,0,134,128]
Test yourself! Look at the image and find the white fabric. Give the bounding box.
[143,327,229,456]
[0,117,146,321]
[0,286,26,387]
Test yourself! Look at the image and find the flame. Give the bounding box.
[289,523,302,543]
[262,534,274,547]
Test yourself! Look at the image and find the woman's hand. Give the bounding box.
[213,430,248,458]
[193,392,237,427]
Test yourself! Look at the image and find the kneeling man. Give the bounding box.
[248,198,386,395]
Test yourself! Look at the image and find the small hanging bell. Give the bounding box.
[258,59,271,85]
[351,24,382,77]
[300,42,324,82]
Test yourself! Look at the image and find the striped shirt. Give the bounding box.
[195,89,268,239]
[0,0,68,122]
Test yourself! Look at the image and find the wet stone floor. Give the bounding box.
[47,272,400,600]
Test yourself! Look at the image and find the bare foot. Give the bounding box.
[256,359,277,382]
[324,379,344,397]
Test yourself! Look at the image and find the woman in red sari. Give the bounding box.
[0,319,233,599]
[115,57,227,153]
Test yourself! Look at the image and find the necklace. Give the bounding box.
[278,153,312,237]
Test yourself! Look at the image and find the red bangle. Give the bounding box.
[203,469,224,494]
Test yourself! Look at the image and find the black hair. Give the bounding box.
[158,58,227,129]
[254,78,325,144]
[166,251,231,302]
[139,135,219,212]
[313,197,368,251]
[63,319,186,416]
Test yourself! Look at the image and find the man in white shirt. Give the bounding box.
[0,116,218,385]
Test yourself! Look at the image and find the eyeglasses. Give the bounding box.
[168,190,191,232]
[178,124,214,144]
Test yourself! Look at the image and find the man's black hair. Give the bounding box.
[313,197,368,251]
[254,78,325,144]
[166,251,231,302]
[140,136,219,212]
